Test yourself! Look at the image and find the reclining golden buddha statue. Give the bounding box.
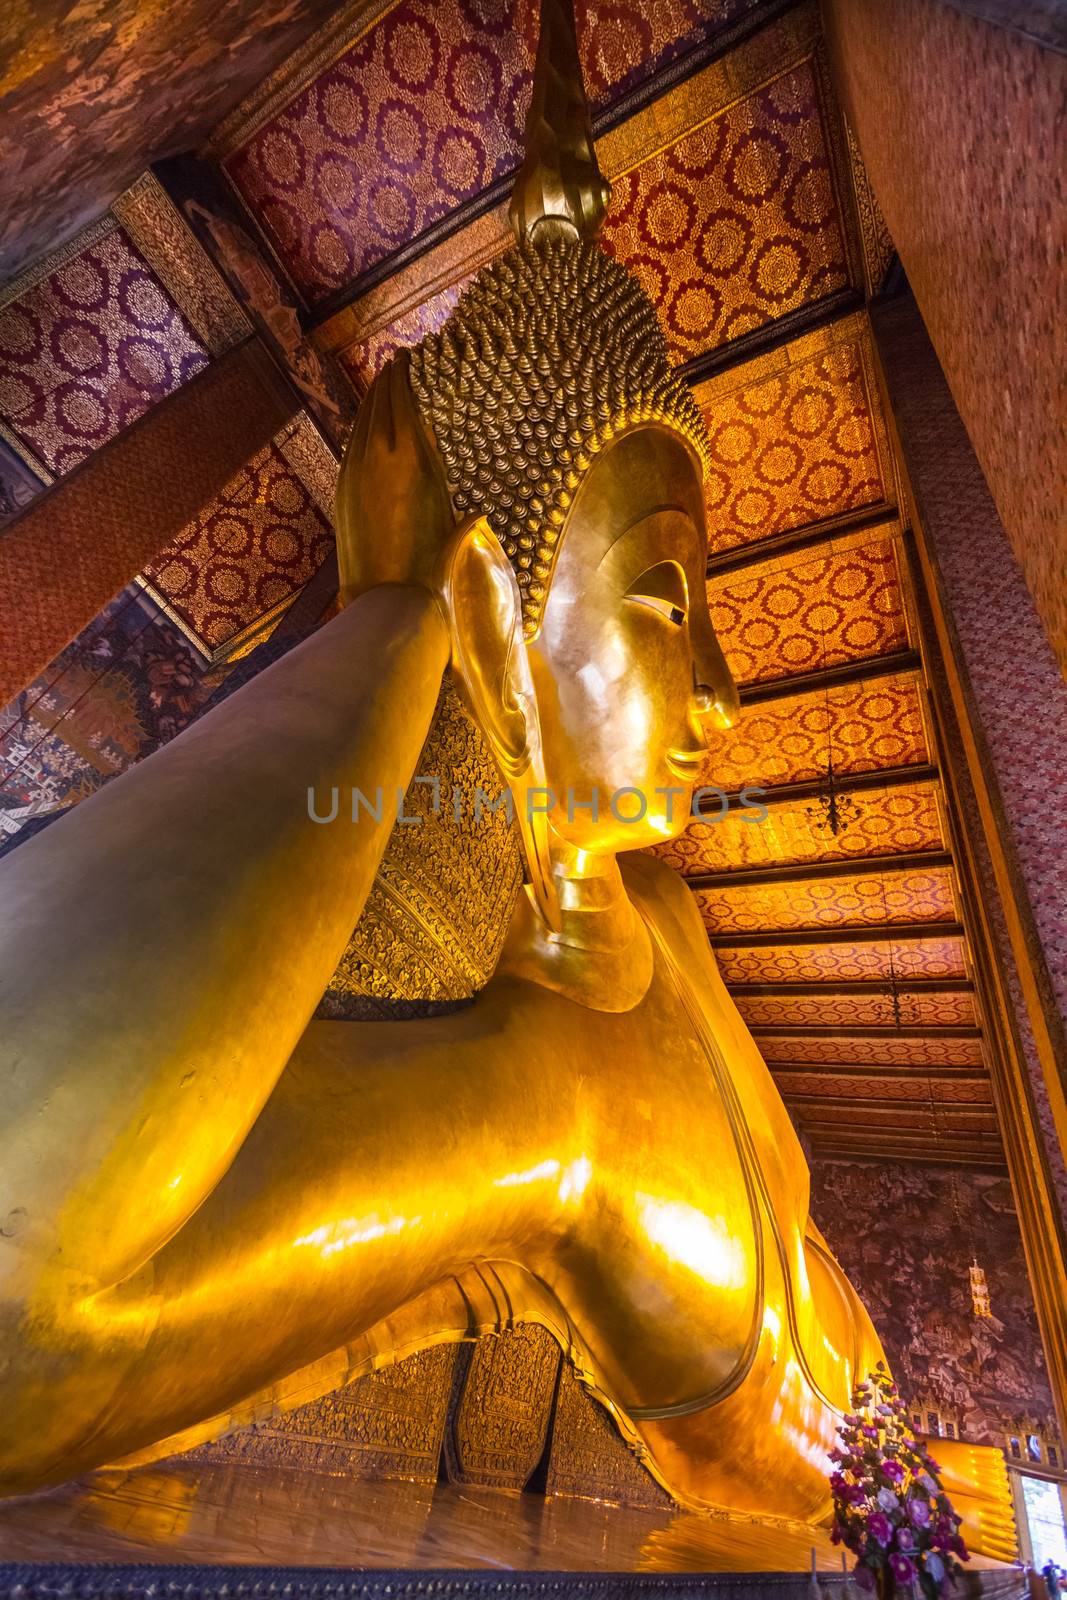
[0,0,1010,1551]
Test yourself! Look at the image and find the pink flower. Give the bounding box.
[868,1513,893,1546]
[889,1552,917,1585]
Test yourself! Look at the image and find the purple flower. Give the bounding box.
[868,1513,893,1546]
[895,1525,914,1551]
[881,1459,905,1484]
[863,1424,880,1440]
[924,1552,946,1584]
[908,1498,932,1528]
[876,1487,898,1513]
[830,1520,843,1545]
[889,1552,917,1585]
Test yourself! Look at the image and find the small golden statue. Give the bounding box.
[1,0,986,1541]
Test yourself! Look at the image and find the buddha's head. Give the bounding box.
[409,237,738,862]
[337,0,737,927]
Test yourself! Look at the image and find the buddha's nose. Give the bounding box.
[690,618,740,736]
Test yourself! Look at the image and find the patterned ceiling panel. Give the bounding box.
[705,671,929,791]
[736,988,976,1031]
[141,416,335,660]
[761,1035,985,1069]
[654,784,943,875]
[695,863,957,936]
[715,936,968,987]
[223,0,763,307]
[0,223,208,478]
[693,315,890,553]
[601,59,849,363]
[707,535,909,687]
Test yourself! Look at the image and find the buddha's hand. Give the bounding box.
[335,350,457,605]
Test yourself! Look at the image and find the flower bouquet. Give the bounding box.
[829,1362,969,1597]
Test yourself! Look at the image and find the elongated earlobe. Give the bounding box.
[440,520,561,931]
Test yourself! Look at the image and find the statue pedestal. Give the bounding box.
[0,1461,1025,1597]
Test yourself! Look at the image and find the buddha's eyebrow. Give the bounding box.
[596,503,694,568]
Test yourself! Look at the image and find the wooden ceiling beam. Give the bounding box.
[700,762,940,818]
[709,920,965,948]
[809,1146,1006,1172]
[686,850,952,890]
[737,649,923,707]
[729,979,974,996]
[707,503,899,579]
[751,1022,980,1041]
[769,1062,986,1080]
[680,287,864,386]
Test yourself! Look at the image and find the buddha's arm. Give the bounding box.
[0,585,448,1295]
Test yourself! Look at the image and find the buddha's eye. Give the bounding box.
[624,560,689,627]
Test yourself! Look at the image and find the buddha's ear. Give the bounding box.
[440,518,537,775]
[440,519,561,931]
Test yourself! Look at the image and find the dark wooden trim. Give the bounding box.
[698,762,940,819]
[810,1146,1006,1172]
[770,1062,986,1080]
[798,1117,1001,1138]
[752,1023,980,1040]
[685,850,952,890]
[785,1096,994,1118]
[679,289,864,387]
[706,503,898,578]
[729,978,974,997]
[736,650,923,706]
[708,920,965,948]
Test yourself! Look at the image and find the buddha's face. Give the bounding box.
[526,425,737,853]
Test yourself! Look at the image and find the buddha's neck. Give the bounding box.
[499,840,653,1011]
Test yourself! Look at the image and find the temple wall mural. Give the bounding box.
[810,1161,1058,1451]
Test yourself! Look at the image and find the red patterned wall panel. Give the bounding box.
[696,865,957,935]
[694,325,888,553]
[0,224,208,477]
[707,535,909,686]
[715,936,968,986]
[654,786,943,875]
[601,60,849,363]
[224,0,761,306]
[706,671,929,791]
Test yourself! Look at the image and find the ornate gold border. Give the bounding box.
[0,213,118,311]
[0,420,53,486]
[596,1,821,179]
[844,120,896,298]
[206,0,400,158]
[112,172,250,356]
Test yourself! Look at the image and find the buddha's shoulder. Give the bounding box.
[619,851,709,961]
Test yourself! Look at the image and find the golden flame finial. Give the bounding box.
[508,0,611,244]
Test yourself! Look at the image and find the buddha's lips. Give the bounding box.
[665,749,706,782]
